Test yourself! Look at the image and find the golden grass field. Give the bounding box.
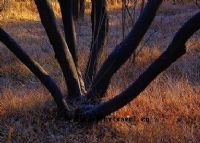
[0,1,200,142]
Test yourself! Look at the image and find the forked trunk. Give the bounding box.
[34,0,82,98]
[58,0,86,94]
[1,0,200,122]
[87,0,163,101]
[75,11,200,121]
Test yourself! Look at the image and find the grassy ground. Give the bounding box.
[1,1,200,143]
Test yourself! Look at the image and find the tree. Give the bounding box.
[0,0,200,122]
[80,0,85,17]
[72,0,85,20]
[72,0,80,20]
[85,0,109,89]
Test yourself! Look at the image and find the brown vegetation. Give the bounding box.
[0,1,200,142]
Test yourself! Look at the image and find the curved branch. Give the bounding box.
[79,11,200,121]
[34,0,81,98]
[0,28,69,114]
[87,0,163,101]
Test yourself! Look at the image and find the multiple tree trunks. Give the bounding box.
[87,0,163,101]
[0,0,200,122]
[58,0,86,95]
[84,0,109,89]
[76,10,200,121]
[34,0,82,98]
[72,0,85,20]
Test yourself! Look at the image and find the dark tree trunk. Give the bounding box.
[76,11,200,121]
[72,0,85,20]
[87,0,163,101]
[58,0,77,65]
[80,0,85,17]
[0,28,69,116]
[34,0,82,98]
[1,0,200,122]
[72,0,80,21]
[84,0,109,89]
[58,0,86,94]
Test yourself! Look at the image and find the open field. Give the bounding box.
[0,1,200,143]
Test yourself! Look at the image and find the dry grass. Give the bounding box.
[1,1,200,143]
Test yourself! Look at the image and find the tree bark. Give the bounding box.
[84,0,109,89]
[58,0,86,94]
[58,0,77,65]
[0,28,69,116]
[87,0,163,101]
[72,0,80,21]
[80,0,85,17]
[77,10,200,121]
[34,0,81,98]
